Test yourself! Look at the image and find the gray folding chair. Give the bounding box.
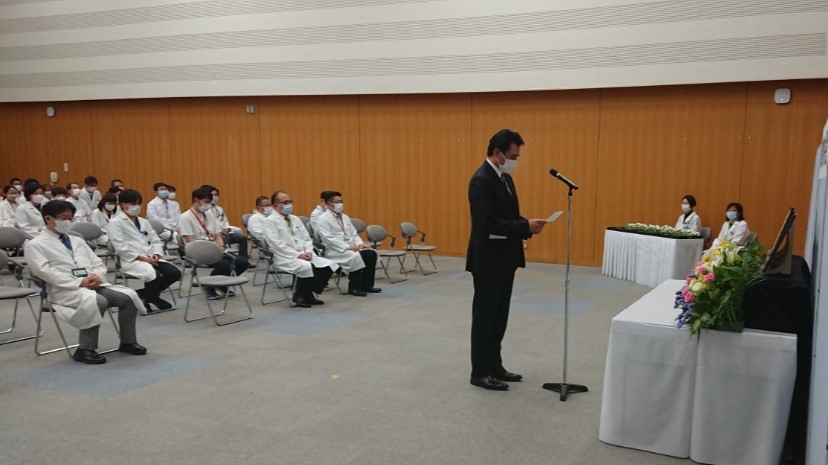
[0,253,39,345]
[746,231,758,244]
[366,225,408,284]
[400,221,437,275]
[107,242,178,314]
[182,241,253,326]
[255,240,298,306]
[147,218,180,259]
[30,275,120,359]
[0,227,29,274]
[699,226,711,248]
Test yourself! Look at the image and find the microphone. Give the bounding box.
[549,169,579,190]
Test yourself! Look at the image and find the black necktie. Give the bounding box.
[501,174,512,196]
[284,215,292,227]
[58,234,72,251]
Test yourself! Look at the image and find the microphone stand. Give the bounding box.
[543,184,588,401]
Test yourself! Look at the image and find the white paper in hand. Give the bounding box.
[546,211,564,222]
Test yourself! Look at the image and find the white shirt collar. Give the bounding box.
[486,157,502,177]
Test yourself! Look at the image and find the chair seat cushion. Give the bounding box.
[407,245,436,251]
[377,250,406,257]
[0,286,38,299]
[196,276,249,287]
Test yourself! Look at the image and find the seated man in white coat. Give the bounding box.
[147,182,181,241]
[108,189,181,312]
[246,195,272,241]
[316,191,380,297]
[264,191,338,307]
[25,200,148,365]
[66,182,92,222]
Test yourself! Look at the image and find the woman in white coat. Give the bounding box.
[711,202,751,248]
[91,193,118,246]
[24,200,147,364]
[263,191,338,307]
[0,185,21,227]
[15,183,46,238]
[675,194,701,233]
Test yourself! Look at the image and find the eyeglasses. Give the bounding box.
[275,200,294,205]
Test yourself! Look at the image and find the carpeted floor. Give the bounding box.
[0,256,692,465]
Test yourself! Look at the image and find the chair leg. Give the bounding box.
[34,301,76,359]
[379,256,408,284]
[416,251,438,275]
[0,296,39,345]
[210,285,253,326]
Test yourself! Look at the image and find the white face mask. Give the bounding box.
[54,195,67,201]
[333,203,344,214]
[70,188,81,196]
[158,190,169,199]
[282,203,293,215]
[726,211,738,221]
[198,203,212,213]
[6,194,18,203]
[31,194,44,204]
[105,204,116,212]
[681,204,691,213]
[501,157,518,174]
[211,196,218,205]
[167,192,176,200]
[87,186,97,193]
[126,205,140,216]
[13,184,22,191]
[263,207,274,216]
[54,219,73,234]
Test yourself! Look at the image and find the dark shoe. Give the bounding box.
[291,294,311,308]
[347,289,368,297]
[205,288,222,301]
[118,343,147,355]
[140,298,154,313]
[73,348,106,365]
[151,298,173,311]
[226,289,236,297]
[309,296,324,305]
[364,287,382,293]
[470,375,508,391]
[493,369,523,382]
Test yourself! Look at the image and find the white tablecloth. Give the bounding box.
[601,229,704,287]
[599,280,797,465]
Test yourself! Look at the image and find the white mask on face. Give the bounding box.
[54,219,72,234]
[282,203,293,215]
[263,207,274,216]
[681,204,691,213]
[70,188,81,196]
[127,205,141,216]
[500,157,518,174]
[167,192,176,200]
[31,194,44,204]
[55,195,67,201]
[13,184,22,191]
[198,204,212,213]
[87,186,97,193]
[333,203,344,214]
[6,194,18,203]
[105,204,116,212]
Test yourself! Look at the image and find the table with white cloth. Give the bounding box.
[599,280,797,465]
[601,228,704,287]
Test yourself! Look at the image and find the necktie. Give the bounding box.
[58,234,72,251]
[501,174,512,196]
[284,215,292,228]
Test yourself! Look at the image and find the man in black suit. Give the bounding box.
[466,129,547,391]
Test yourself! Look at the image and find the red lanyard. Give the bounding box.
[191,208,211,237]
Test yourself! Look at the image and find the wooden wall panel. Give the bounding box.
[0,104,47,183]
[471,90,602,265]
[167,97,261,228]
[594,84,747,262]
[258,95,361,218]
[88,99,170,197]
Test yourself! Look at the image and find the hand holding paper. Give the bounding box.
[529,219,547,234]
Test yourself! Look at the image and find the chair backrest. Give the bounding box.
[699,226,711,241]
[400,222,418,240]
[241,214,252,228]
[184,240,224,266]
[747,231,758,243]
[298,216,310,227]
[350,218,366,234]
[69,222,102,241]
[147,218,166,236]
[0,226,28,249]
[67,230,84,239]
[366,225,387,246]
[0,251,8,269]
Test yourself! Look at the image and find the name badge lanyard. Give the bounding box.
[284,215,307,253]
[192,209,214,241]
[334,214,351,242]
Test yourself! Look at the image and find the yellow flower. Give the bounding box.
[690,281,706,293]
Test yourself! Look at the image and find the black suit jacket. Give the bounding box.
[465,161,531,274]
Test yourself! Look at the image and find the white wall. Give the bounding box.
[0,0,826,102]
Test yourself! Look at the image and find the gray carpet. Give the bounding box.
[0,256,691,465]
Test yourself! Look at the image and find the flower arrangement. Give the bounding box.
[674,240,764,334]
[625,223,700,238]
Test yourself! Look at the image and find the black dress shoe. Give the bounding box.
[73,348,107,364]
[291,294,311,308]
[348,289,368,297]
[151,297,173,311]
[117,343,147,355]
[364,287,382,293]
[493,369,523,382]
[309,296,325,305]
[140,298,154,313]
[470,375,509,391]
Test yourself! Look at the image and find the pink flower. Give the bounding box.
[686,277,692,285]
[695,266,705,275]
[697,261,705,266]
[703,273,715,283]
[684,292,695,303]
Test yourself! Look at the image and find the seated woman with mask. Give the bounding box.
[711,202,751,248]
[675,194,701,233]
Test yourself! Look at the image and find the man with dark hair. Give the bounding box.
[110,179,124,189]
[25,200,148,365]
[247,195,272,240]
[66,181,92,222]
[79,175,101,210]
[179,188,246,300]
[308,190,331,235]
[147,182,180,241]
[466,128,547,391]
[10,178,23,192]
[108,189,181,312]
[200,184,250,267]
[264,190,338,307]
[316,191,380,297]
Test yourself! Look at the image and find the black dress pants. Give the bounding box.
[294,264,334,296]
[141,261,182,301]
[347,249,378,291]
[470,270,516,378]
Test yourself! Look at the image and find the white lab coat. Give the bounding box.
[316,210,366,273]
[208,204,231,230]
[90,209,115,245]
[0,198,18,227]
[67,197,92,222]
[262,213,338,278]
[675,211,702,233]
[25,229,146,330]
[309,204,326,236]
[147,197,181,232]
[15,201,44,238]
[246,211,269,240]
[107,211,165,281]
[78,188,102,211]
[711,220,751,248]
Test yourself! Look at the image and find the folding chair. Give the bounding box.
[746,231,758,244]
[107,242,178,314]
[350,218,366,238]
[0,253,39,345]
[30,276,120,358]
[182,241,253,326]
[0,227,28,276]
[400,221,437,275]
[147,218,180,259]
[699,226,711,249]
[255,240,298,306]
[366,225,408,284]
